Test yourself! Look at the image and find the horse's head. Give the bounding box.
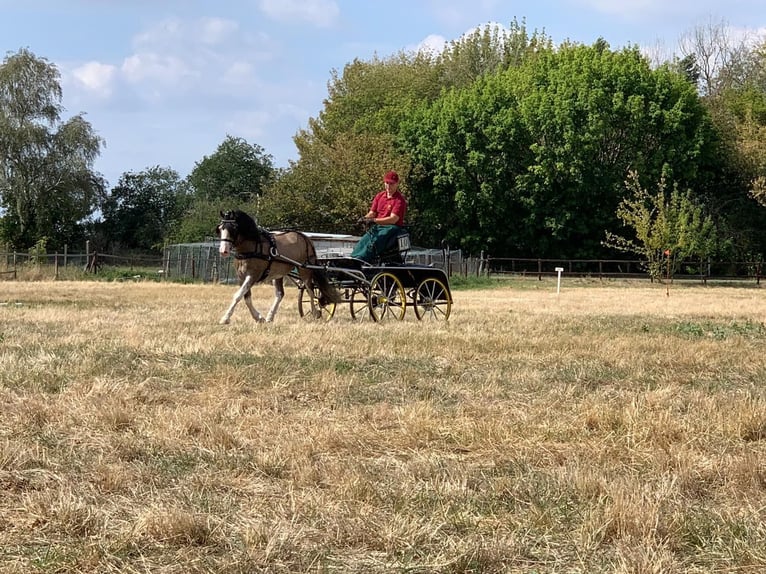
[217,210,239,257]
[217,210,259,257]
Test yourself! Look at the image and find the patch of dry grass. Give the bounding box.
[1,278,766,573]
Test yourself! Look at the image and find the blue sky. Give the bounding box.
[2,0,764,188]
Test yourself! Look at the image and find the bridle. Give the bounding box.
[217,218,237,244]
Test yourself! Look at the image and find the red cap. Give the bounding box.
[383,170,399,184]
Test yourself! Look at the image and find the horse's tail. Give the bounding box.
[302,232,341,305]
[314,268,342,305]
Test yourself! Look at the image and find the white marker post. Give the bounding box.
[555,266,564,294]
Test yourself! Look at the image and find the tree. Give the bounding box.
[678,17,754,97]
[269,21,551,238]
[259,131,404,233]
[186,135,275,204]
[404,41,719,258]
[604,171,718,280]
[169,136,276,243]
[402,73,532,254]
[100,166,188,252]
[437,18,551,88]
[0,48,105,250]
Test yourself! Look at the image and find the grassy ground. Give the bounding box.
[1,278,765,573]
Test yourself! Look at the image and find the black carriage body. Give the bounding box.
[295,255,452,322]
[292,228,452,322]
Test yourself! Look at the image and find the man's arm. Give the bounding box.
[373,212,399,225]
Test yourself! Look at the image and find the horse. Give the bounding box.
[216,210,340,324]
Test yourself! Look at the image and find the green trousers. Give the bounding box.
[351,225,403,262]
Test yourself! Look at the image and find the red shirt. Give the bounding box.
[370,190,407,226]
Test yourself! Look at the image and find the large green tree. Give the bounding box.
[264,20,550,237]
[100,166,188,252]
[0,48,105,251]
[171,136,276,243]
[186,135,274,203]
[404,41,720,258]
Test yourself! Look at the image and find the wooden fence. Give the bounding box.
[485,257,763,284]
[1,250,762,284]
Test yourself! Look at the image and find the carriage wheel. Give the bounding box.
[298,285,336,321]
[368,272,406,322]
[413,277,452,321]
[349,287,371,321]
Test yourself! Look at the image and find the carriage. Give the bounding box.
[216,210,452,325]
[294,228,453,322]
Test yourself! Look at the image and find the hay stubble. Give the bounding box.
[1,279,765,573]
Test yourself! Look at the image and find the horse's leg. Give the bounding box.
[243,289,265,323]
[265,278,284,323]
[220,275,254,324]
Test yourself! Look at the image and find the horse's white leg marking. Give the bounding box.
[220,275,253,324]
[265,278,284,323]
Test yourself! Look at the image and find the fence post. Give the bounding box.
[55,253,59,280]
[538,259,542,281]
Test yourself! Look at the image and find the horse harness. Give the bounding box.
[219,219,280,283]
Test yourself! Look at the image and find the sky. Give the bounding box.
[1,0,765,188]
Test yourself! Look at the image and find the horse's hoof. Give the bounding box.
[219,318,230,325]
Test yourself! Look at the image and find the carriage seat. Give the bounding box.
[350,226,411,265]
[376,229,411,265]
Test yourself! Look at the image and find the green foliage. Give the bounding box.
[100,166,188,252]
[170,135,277,242]
[0,48,105,251]
[28,236,47,264]
[404,41,718,258]
[165,198,222,244]
[402,71,532,253]
[604,171,718,280]
[438,19,552,87]
[265,22,552,237]
[186,135,275,204]
[262,131,406,233]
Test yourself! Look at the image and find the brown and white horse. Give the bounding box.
[216,210,340,324]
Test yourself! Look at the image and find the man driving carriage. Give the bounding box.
[351,170,408,263]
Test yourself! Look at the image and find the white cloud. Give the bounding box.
[114,16,277,105]
[200,17,240,45]
[224,109,272,139]
[71,61,117,99]
[414,34,447,55]
[121,53,196,86]
[221,61,257,87]
[258,0,340,28]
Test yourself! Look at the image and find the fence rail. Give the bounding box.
[485,257,763,284]
[1,250,763,284]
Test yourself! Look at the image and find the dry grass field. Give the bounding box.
[1,277,766,573]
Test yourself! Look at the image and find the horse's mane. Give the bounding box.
[227,210,261,241]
